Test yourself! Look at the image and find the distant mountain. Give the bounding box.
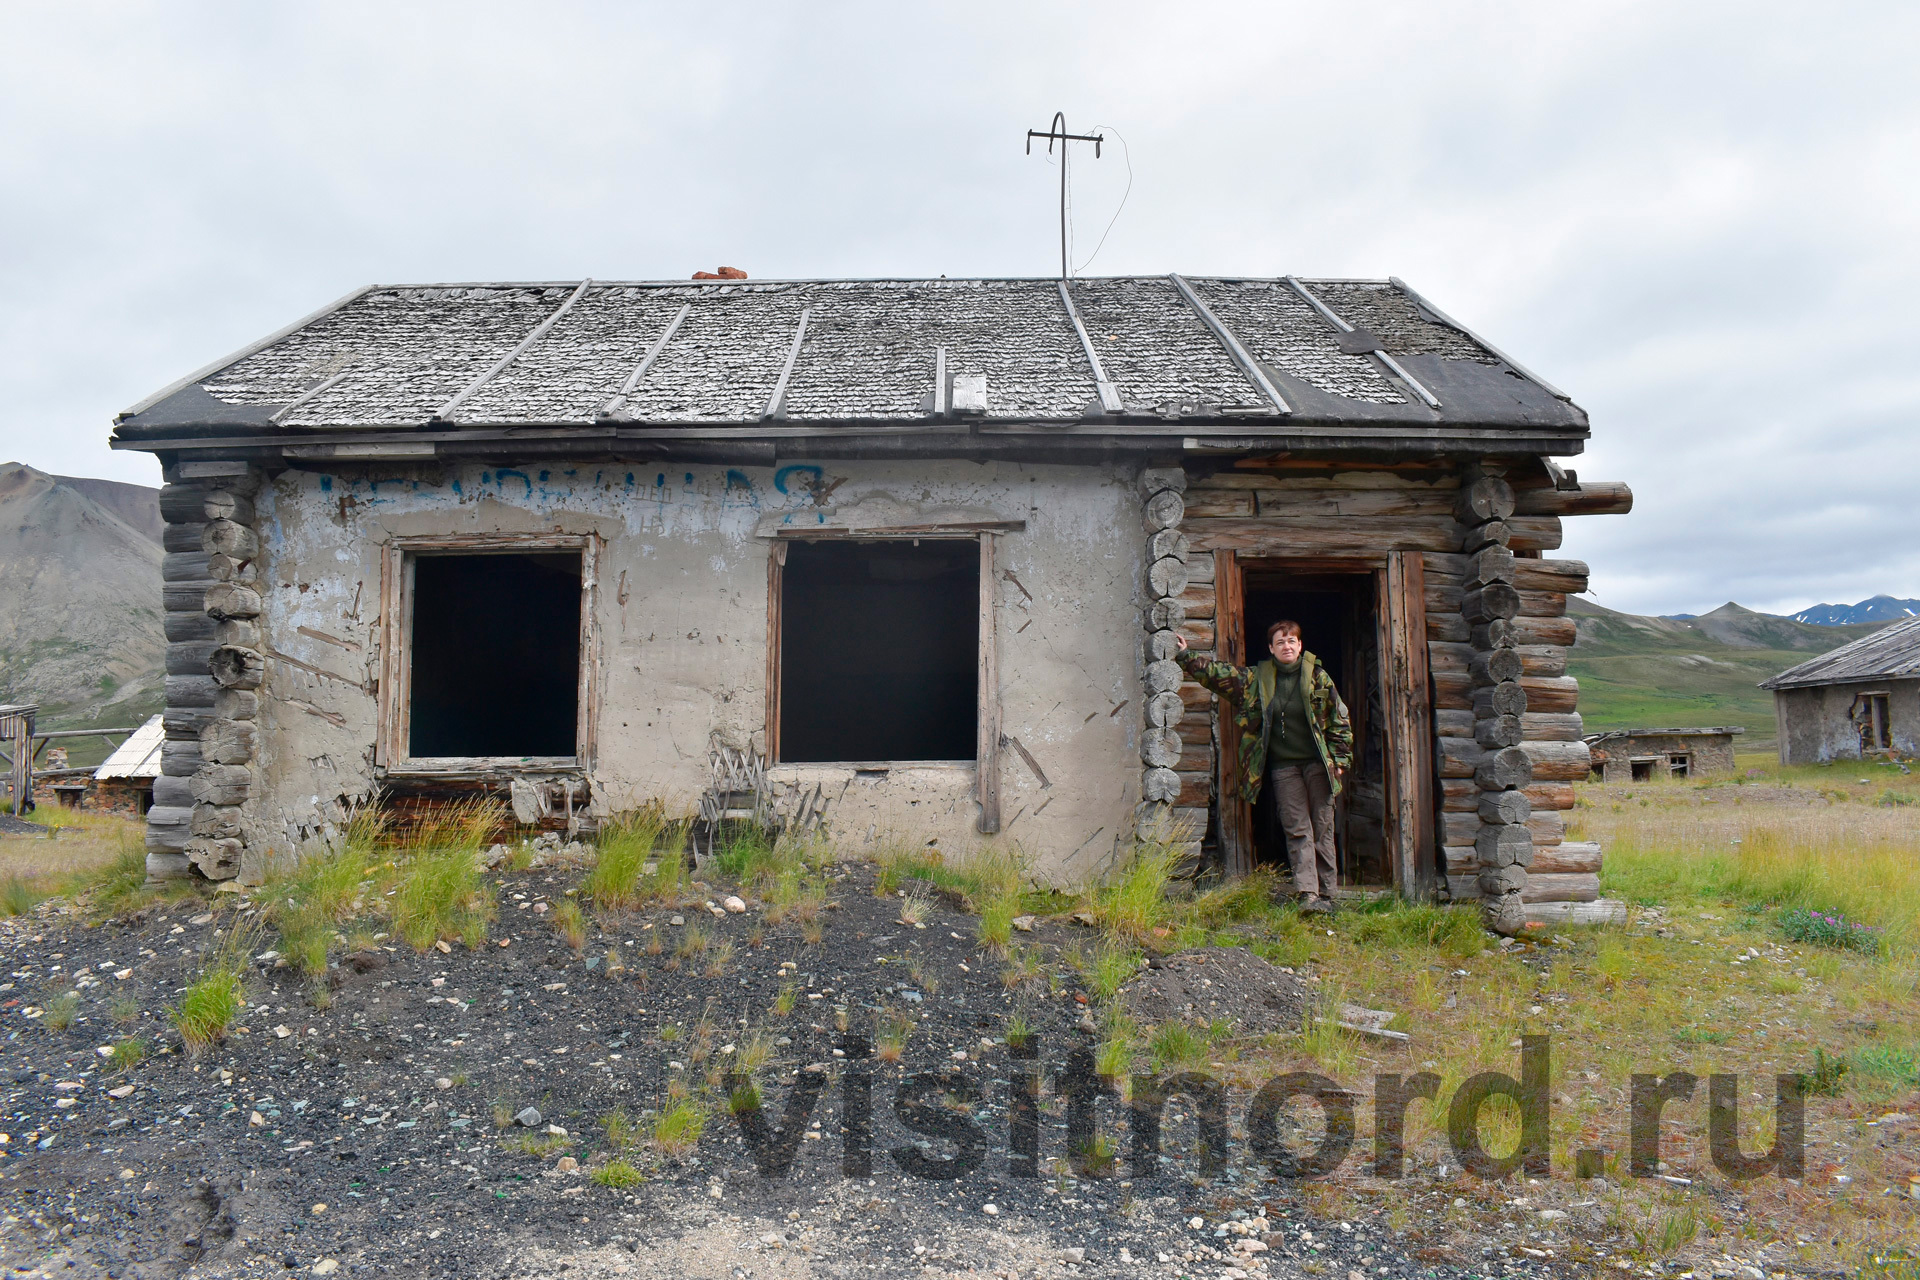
[0,463,166,757]
[1789,595,1920,626]
[1567,598,1883,751]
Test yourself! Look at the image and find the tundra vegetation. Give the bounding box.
[0,751,1914,1275]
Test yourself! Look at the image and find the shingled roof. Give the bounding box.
[112,275,1588,456]
[1761,616,1920,691]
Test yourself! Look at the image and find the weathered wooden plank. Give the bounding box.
[1177,620,1216,651]
[1520,712,1585,742]
[1525,898,1626,926]
[1178,582,1217,620]
[1434,708,1474,738]
[162,523,206,554]
[1437,736,1482,778]
[1175,771,1211,808]
[1512,482,1632,517]
[1179,682,1212,713]
[1520,739,1591,781]
[1522,781,1577,811]
[1426,613,1469,643]
[1506,516,1562,553]
[977,534,1001,834]
[1446,871,1598,903]
[157,483,212,524]
[1177,718,1214,749]
[1184,491,1253,518]
[162,552,212,583]
[1186,515,1461,556]
[1441,812,1481,848]
[1515,676,1578,713]
[1213,550,1251,876]
[1191,469,1458,491]
[1433,673,1471,710]
[1382,550,1435,899]
[1531,838,1595,872]
[1253,489,1460,519]
[1440,778,1479,811]
[1525,811,1567,845]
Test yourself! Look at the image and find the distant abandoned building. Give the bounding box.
[109,274,1631,923]
[1584,727,1743,782]
[91,715,165,814]
[1762,616,1920,764]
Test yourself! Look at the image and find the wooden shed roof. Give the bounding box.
[1761,616,1920,691]
[111,276,1589,458]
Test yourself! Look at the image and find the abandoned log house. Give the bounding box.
[109,275,1631,923]
[1762,616,1920,764]
[1584,727,1743,782]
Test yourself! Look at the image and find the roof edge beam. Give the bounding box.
[1056,282,1123,413]
[435,279,591,422]
[1285,277,1443,410]
[599,304,692,419]
[118,284,376,422]
[1388,276,1571,402]
[1166,274,1290,416]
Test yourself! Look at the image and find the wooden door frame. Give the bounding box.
[1213,550,1433,897]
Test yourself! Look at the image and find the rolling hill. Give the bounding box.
[0,462,165,761]
[1566,598,1884,751]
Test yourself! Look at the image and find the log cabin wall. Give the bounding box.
[1174,457,1602,909]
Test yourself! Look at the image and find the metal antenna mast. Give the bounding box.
[1026,112,1104,280]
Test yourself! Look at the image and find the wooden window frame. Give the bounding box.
[376,532,602,777]
[762,531,1001,832]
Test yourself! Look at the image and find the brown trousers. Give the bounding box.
[1270,763,1337,898]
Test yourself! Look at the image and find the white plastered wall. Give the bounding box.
[248,458,1146,886]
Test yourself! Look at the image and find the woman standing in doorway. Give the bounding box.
[1175,621,1353,912]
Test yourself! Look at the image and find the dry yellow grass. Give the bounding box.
[0,811,144,886]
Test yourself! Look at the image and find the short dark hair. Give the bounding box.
[1266,619,1302,645]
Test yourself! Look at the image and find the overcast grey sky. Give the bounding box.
[3,1,1915,617]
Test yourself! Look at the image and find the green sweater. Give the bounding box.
[1267,659,1317,766]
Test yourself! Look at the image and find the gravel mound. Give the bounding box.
[1118,946,1313,1034]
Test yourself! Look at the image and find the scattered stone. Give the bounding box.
[273,1025,292,1039]
[1070,911,1096,926]
[545,1124,567,1137]
[514,1107,543,1128]
[435,939,452,954]
[669,915,685,927]
[1059,1247,1085,1263]
[189,914,213,926]
[1012,915,1036,932]
[982,1203,998,1216]
[555,1156,579,1173]
[312,1261,339,1276]
[107,1085,134,1099]
[724,896,747,913]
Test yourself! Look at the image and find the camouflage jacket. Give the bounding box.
[1176,648,1354,804]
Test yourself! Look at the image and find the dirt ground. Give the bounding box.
[0,851,1578,1280]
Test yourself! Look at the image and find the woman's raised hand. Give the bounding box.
[1174,633,1188,652]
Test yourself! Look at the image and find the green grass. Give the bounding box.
[1086,839,1178,943]
[588,805,679,909]
[591,1159,643,1188]
[107,1036,146,1072]
[1086,940,1142,1001]
[42,991,79,1030]
[1339,898,1487,960]
[171,922,257,1056]
[390,803,498,952]
[1149,1021,1208,1070]
[650,1101,706,1157]
[551,898,586,951]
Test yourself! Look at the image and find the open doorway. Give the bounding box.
[1233,566,1389,888]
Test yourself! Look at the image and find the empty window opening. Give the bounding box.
[1667,753,1691,778]
[1629,758,1656,782]
[409,552,582,758]
[778,539,977,763]
[1852,692,1892,751]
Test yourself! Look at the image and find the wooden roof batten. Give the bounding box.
[1285,277,1443,410]
[598,304,692,420]
[762,308,812,421]
[1165,274,1291,415]
[1057,281,1124,414]
[434,279,592,423]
